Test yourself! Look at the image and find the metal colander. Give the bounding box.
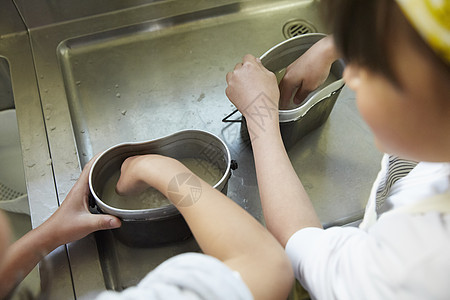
[0,182,29,214]
[0,109,29,214]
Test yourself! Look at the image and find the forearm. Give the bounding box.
[177,181,277,259]
[0,155,120,299]
[225,53,322,246]
[122,156,293,299]
[280,35,340,106]
[246,118,322,247]
[169,177,293,299]
[0,223,57,298]
[319,35,340,64]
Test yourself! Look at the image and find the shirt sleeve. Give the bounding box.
[285,212,450,299]
[95,253,253,300]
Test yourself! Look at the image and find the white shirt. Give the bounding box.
[93,253,253,300]
[286,155,450,299]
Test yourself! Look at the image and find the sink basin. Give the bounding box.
[7,0,383,297]
[54,0,335,291]
[55,0,326,167]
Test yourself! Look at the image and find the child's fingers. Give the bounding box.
[116,156,151,196]
[97,215,121,230]
[87,215,121,232]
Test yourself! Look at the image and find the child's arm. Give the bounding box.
[226,55,322,247]
[279,35,339,108]
[0,157,121,299]
[116,154,294,300]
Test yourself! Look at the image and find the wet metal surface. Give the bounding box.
[3,0,383,297]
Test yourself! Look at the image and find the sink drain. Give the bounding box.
[282,19,317,39]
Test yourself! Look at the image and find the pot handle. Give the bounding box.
[222,109,243,123]
[88,193,103,214]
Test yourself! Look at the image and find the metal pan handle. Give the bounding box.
[222,108,243,123]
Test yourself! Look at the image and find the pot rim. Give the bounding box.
[278,79,345,123]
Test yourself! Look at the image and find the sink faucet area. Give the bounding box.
[1,0,382,298]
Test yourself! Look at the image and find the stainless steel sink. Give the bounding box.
[3,0,383,298]
[55,0,328,168]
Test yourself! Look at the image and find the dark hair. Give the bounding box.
[322,0,398,79]
[321,0,450,82]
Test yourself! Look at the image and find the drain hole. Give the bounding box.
[282,19,317,39]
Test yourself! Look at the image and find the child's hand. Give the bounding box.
[116,155,187,198]
[42,155,121,248]
[226,54,280,119]
[115,155,154,197]
[279,35,338,108]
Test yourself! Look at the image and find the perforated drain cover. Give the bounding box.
[283,19,317,39]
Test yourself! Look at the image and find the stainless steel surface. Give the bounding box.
[13,0,164,28]
[0,59,14,111]
[2,0,383,297]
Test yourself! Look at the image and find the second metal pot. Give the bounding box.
[89,129,232,247]
[260,33,346,147]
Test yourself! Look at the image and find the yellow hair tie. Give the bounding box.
[396,0,450,64]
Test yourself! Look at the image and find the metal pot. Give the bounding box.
[89,129,232,247]
[260,33,346,147]
[222,33,346,148]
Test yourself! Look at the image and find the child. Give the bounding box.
[225,0,450,298]
[0,155,293,299]
[98,154,292,299]
[0,156,122,299]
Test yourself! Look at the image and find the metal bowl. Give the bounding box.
[89,129,232,247]
[260,33,346,147]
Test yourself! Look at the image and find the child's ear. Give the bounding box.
[343,64,362,91]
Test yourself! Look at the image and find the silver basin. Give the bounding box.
[264,33,345,148]
[2,0,383,297]
[90,130,232,247]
